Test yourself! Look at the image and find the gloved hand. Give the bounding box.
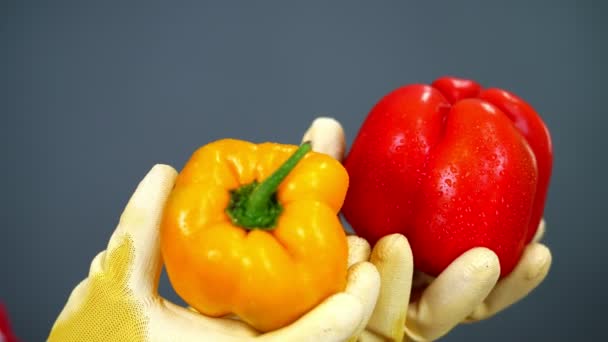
[303,117,553,342]
[48,163,381,342]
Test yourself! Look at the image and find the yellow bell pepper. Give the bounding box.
[160,139,349,332]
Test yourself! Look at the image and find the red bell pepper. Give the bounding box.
[342,77,552,277]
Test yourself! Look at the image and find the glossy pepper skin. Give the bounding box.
[342,77,552,277]
[161,139,349,332]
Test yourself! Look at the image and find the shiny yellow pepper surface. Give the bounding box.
[160,139,349,332]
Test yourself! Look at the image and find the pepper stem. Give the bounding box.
[226,142,312,229]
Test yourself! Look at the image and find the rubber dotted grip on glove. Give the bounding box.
[48,236,149,342]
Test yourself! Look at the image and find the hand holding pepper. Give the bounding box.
[303,117,552,341]
[48,159,381,341]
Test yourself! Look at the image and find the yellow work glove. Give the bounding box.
[302,117,553,342]
[48,163,381,342]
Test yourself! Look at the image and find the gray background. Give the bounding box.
[1,0,603,341]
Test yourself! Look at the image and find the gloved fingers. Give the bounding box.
[156,261,379,342]
[348,235,372,267]
[257,293,364,342]
[344,261,381,341]
[106,164,178,293]
[465,243,552,322]
[532,218,546,243]
[405,247,500,342]
[149,299,258,340]
[357,329,387,342]
[301,117,346,162]
[366,234,413,342]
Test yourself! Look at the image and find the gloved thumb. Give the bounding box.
[301,117,346,162]
[103,164,178,295]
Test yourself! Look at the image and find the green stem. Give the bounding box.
[226,142,312,229]
[247,142,311,213]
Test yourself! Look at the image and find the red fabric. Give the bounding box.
[0,302,19,342]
